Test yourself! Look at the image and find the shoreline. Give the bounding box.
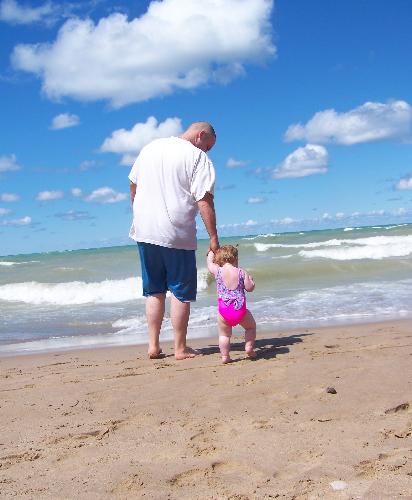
[1,316,411,359]
[1,319,411,497]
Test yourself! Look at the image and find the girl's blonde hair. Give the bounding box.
[214,245,238,266]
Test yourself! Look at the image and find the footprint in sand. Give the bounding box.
[0,450,41,470]
[188,422,223,457]
[355,450,411,478]
[169,460,266,489]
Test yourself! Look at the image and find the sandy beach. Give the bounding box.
[1,320,412,499]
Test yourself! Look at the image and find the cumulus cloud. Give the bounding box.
[227,157,248,168]
[0,154,21,172]
[54,210,95,221]
[247,197,265,204]
[11,0,275,107]
[219,219,257,229]
[0,0,55,25]
[100,116,183,165]
[278,217,296,225]
[1,215,31,226]
[36,190,64,201]
[273,144,328,179]
[84,187,127,204]
[70,187,82,197]
[50,113,80,130]
[395,173,412,190]
[79,160,98,171]
[0,207,11,216]
[284,100,412,145]
[0,192,19,202]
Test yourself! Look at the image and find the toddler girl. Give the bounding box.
[207,245,257,363]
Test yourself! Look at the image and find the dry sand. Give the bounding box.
[1,320,412,499]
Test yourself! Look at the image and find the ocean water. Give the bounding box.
[1,223,411,356]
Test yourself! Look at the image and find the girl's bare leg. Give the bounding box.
[240,310,257,358]
[218,314,232,363]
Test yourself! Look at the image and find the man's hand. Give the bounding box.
[208,235,219,254]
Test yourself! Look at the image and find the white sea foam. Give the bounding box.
[344,227,354,231]
[0,277,143,305]
[0,260,39,266]
[254,239,343,251]
[255,235,412,260]
[243,233,279,240]
[299,235,412,260]
[0,269,210,306]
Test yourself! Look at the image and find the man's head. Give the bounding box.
[181,122,216,153]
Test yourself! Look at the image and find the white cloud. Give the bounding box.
[100,116,183,165]
[71,187,82,197]
[79,160,98,171]
[247,197,265,204]
[273,144,328,179]
[50,113,80,130]
[245,219,258,226]
[0,0,55,25]
[278,217,296,225]
[396,174,412,190]
[1,215,31,226]
[0,207,11,216]
[0,192,19,202]
[36,190,64,201]
[0,154,21,172]
[285,100,412,145]
[227,157,248,168]
[11,0,275,107]
[54,210,94,221]
[219,219,257,229]
[84,187,127,204]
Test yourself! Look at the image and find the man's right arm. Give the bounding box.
[197,191,219,252]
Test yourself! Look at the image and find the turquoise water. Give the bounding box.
[1,223,411,355]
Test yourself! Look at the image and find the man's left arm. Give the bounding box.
[197,192,219,253]
[130,181,136,205]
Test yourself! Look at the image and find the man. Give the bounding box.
[129,121,219,360]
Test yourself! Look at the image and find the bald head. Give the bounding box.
[181,121,216,152]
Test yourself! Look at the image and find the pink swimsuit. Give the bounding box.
[216,268,247,327]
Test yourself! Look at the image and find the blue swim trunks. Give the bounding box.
[137,242,197,302]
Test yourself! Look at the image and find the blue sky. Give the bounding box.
[1,0,411,256]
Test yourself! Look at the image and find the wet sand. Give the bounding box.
[1,320,412,498]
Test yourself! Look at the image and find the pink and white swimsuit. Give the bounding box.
[216,268,247,327]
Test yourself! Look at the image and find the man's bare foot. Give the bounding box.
[246,349,257,359]
[222,355,233,364]
[175,347,201,360]
[148,349,165,359]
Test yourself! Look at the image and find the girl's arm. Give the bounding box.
[242,269,255,292]
[207,251,219,275]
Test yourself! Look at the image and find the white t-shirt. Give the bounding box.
[128,136,215,250]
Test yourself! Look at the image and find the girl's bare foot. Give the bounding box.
[175,347,201,360]
[222,355,233,364]
[246,349,257,359]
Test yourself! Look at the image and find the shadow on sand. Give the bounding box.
[198,332,314,361]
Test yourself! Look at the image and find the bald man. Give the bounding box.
[129,122,219,360]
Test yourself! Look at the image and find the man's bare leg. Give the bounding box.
[146,293,166,358]
[170,294,199,360]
